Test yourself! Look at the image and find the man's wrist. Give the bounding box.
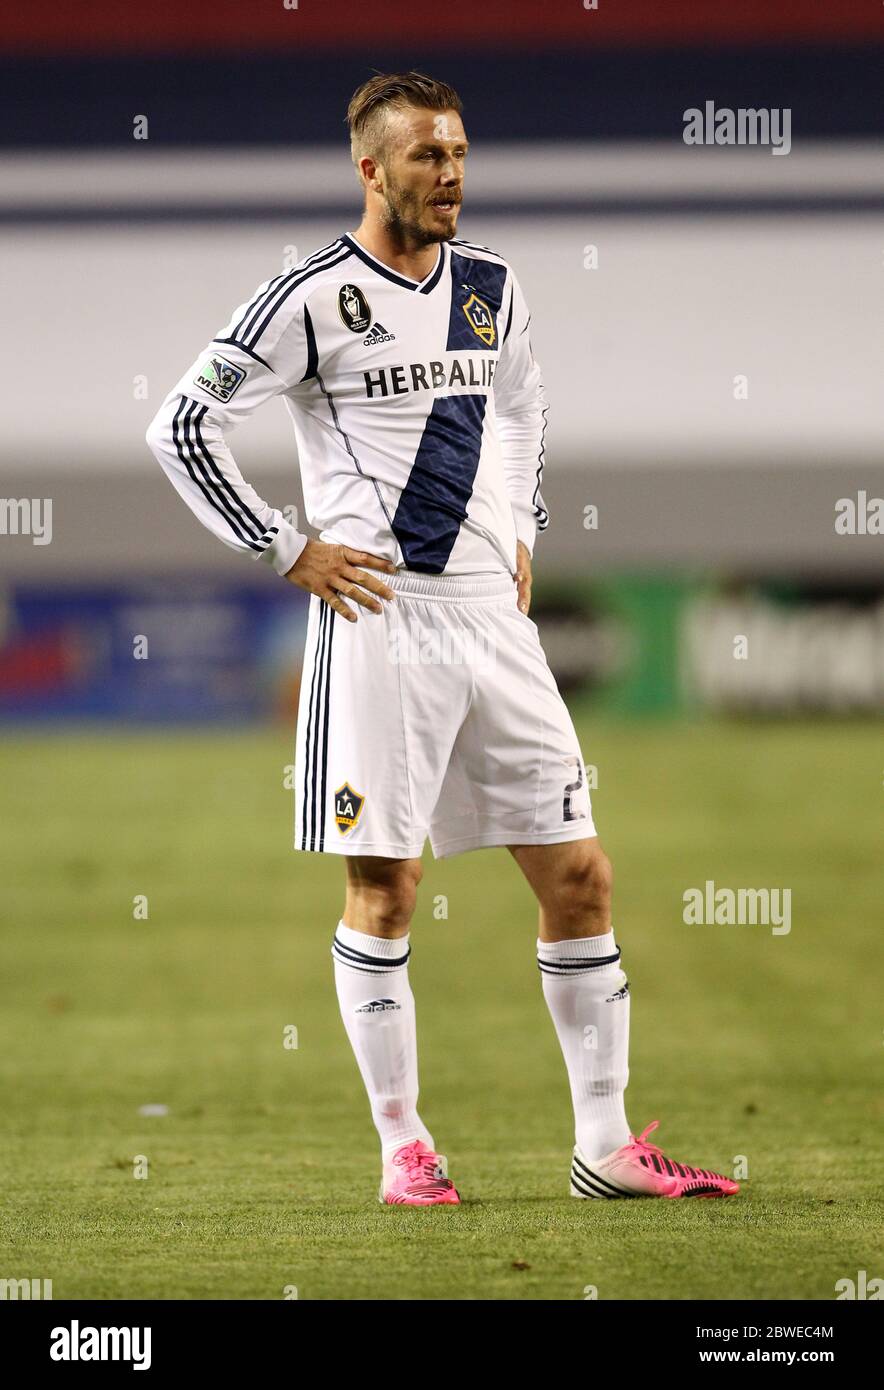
[263,522,309,577]
[512,507,537,557]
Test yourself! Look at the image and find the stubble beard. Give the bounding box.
[380,180,458,247]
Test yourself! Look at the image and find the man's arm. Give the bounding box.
[145,331,309,577]
[145,290,395,620]
[492,267,550,564]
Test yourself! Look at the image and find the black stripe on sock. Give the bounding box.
[333,936,410,970]
[537,950,621,974]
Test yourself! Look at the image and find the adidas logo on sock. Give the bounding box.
[362,322,396,346]
[355,998,401,1013]
[605,982,630,1002]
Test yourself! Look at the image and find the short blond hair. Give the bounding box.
[346,70,464,171]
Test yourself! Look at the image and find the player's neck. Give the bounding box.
[350,221,441,283]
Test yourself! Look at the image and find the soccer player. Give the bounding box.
[146,72,738,1204]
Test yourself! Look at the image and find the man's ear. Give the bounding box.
[358,155,382,191]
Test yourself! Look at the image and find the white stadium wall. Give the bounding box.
[2,143,882,577]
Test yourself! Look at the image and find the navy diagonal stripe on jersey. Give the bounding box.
[245,245,353,350]
[172,397,264,551]
[447,251,507,352]
[389,254,508,573]
[449,249,548,529]
[391,394,488,573]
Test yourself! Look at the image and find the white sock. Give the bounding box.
[537,932,631,1161]
[332,921,435,1158]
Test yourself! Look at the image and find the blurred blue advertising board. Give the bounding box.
[0,582,309,723]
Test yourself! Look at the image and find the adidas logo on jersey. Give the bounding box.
[355,999,402,1013]
[363,322,396,347]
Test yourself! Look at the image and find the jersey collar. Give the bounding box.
[340,234,447,295]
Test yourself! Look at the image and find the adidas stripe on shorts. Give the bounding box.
[294,569,596,859]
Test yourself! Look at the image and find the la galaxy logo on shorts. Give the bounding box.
[338,284,372,333]
[193,354,247,402]
[461,287,496,347]
[334,782,365,836]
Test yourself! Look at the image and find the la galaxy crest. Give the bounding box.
[461,286,496,347]
[334,782,365,836]
[338,284,372,333]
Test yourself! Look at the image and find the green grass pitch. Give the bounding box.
[1,716,881,1300]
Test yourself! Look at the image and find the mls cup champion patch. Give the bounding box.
[334,782,365,836]
[338,284,372,334]
[193,354,247,402]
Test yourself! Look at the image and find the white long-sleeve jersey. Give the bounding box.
[146,233,549,578]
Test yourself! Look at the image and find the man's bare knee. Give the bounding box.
[556,846,613,921]
[344,858,423,936]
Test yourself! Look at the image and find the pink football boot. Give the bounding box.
[379,1139,461,1206]
[571,1121,740,1199]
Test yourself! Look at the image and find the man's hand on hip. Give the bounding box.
[284,540,396,622]
[515,541,532,615]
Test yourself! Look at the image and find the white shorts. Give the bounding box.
[293,570,596,860]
